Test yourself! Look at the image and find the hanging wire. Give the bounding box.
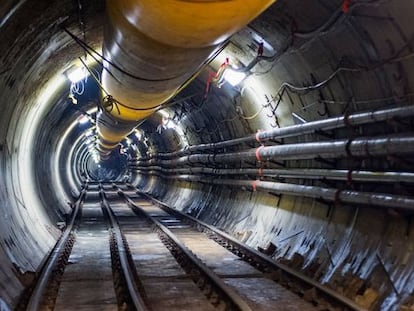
[240,105,264,120]
[65,27,215,115]
[78,57,168,115]
[78,57,107,95]
[264,48,414,110]
[70,79,85,95]
[77,0,87,60]
[64,27,185,83]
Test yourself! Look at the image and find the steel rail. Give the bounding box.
[99,188,149,311]
[26,187,87,311]
[130,190,367,311]
[118,190,254,311]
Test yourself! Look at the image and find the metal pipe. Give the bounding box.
[155,105,414,159]
[140,173,414,211]
[96,0,275,159]
[135,136,414,167]
[131,166,414,184]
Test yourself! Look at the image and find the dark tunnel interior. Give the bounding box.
[1,0,414,310]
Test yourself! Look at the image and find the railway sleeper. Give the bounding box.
[143,193,361,311]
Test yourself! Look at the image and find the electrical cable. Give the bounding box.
[241,106,264,120]
[189,102,264,136]
[78,57,107,96]
[187,40,414,137]
[299,93,414,110]
[250,0,397,78]
[64,27,181,83]
[293,0,387,39]
[78,57,169,114]
[66,27,225,115]
[265,48,414,109]
[71,79,85,95]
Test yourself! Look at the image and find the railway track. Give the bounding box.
[114,182,365,311]
[19,181,367,310]
[21,183,147,311]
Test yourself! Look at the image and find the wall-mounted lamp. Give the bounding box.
[134,130,142,140]
[77,115,89,124]
[223,69,246,86]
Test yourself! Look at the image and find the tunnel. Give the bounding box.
[1,0,414,310]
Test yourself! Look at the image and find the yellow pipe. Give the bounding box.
[116,0,275,48]
[97,0,275,159]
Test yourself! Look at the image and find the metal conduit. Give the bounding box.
[131,166,414,184]
[96,0,275,160]
[140,173,414,211]
[134,136,414,167]
[155,105,414,159]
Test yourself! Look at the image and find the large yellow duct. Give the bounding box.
[97,0,275,160]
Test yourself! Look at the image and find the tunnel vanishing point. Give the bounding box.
[1,0,414,310]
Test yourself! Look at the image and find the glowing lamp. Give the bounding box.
[223,69,246,86]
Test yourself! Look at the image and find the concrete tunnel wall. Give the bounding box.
[0,0,414,309]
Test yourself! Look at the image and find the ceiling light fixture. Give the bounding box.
[66,65,89,84]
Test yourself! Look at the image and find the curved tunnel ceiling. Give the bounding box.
[1,0,414,309]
